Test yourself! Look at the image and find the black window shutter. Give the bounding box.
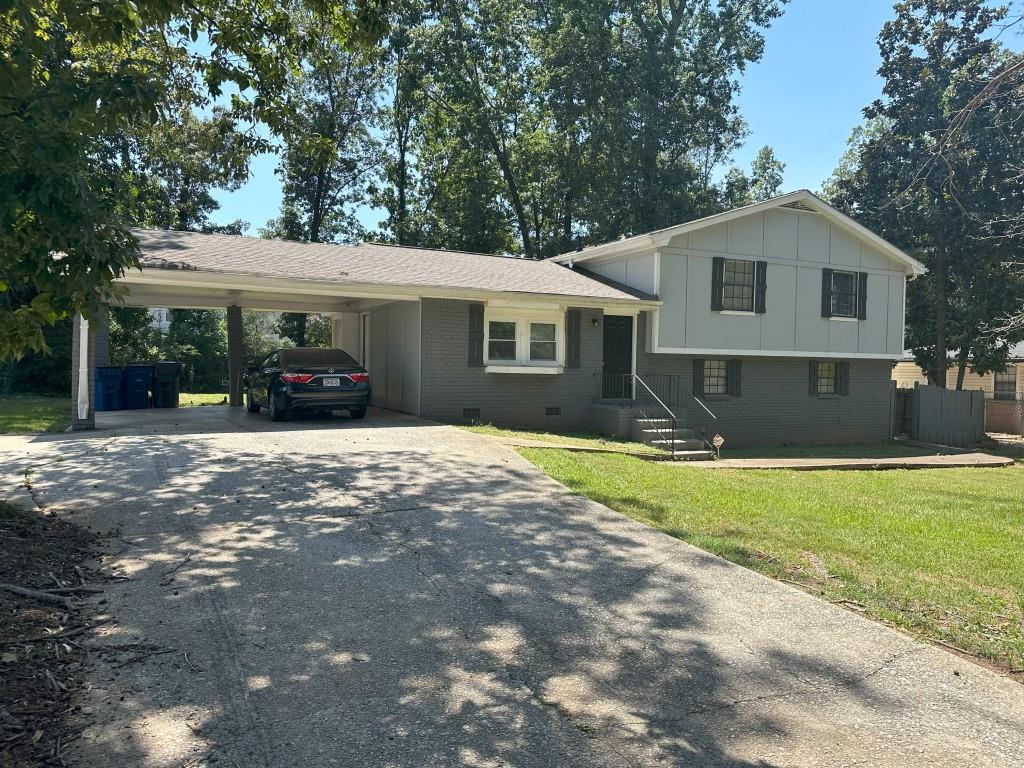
[727,359,742,397]
[809,360,819,397]
[754,261,768,314]
[821,269,833,318]
[692,359,706,398]
[711,257,725,311]
[566,309,581,369]
[838,361,851,396]
[857,272,869,320]
[468,303,484,367]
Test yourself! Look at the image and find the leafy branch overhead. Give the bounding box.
[0,0,387,360]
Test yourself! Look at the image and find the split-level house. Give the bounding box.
[70,190,925,449]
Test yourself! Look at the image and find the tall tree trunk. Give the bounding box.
[483,127,534,258]
[956,349,969,390]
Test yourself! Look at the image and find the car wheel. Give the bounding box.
[349,406,367,420]
[269,391,288,422]
[246,388,260,413]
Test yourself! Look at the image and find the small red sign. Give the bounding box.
[712,434,725,449]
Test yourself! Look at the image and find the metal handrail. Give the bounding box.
[692,394,717,421]
[690,394,718,454]
[632,375,678,421]
[629,374,678,456]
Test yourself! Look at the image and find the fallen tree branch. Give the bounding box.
[0,584,73,609]
[39,587,105,595]
[112,648,176,669]
[160,553,191,581]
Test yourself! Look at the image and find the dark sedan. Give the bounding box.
[244,347,371,422]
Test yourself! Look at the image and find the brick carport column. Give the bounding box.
[70,305,110,431]
[226,304,244,406]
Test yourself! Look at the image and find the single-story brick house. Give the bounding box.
[71,190,926,449]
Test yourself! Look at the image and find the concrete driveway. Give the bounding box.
[0,406,1022,767]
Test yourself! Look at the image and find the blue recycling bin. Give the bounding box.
[94,367,124,411]
[122,364,154,409]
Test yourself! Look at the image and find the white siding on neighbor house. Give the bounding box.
[368,300,421,415]
[587,207,908,358]
[893,360,1023,398]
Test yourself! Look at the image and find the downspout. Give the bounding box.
[77,314,89,420]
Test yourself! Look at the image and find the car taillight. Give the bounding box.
[280,372,314,384]
[349,373,370,383]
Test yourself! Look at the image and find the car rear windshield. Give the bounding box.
[280,348,359,368]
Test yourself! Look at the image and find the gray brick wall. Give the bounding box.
[635,312,894,446]
[419,298,603,430]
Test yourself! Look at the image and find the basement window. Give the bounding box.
[817,362,838,395]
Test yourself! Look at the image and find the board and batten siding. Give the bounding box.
[588,207,907,358]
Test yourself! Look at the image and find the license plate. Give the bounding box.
[322,377,341,387]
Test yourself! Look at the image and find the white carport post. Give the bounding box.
[226,304,244,406]
[70,306,110,431]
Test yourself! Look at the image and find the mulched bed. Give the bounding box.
[0,501,108,767]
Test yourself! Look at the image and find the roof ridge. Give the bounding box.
[360,241,532,261]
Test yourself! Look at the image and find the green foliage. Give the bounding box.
[0,318,72,396]
[163,310,227,392]
[241,311,278,362]
[827,0,1024,385]
[362,0,788,257]
[721,146,786,209]
[0,0,387,361]
[109,308,161,365]
[275,313,332,348]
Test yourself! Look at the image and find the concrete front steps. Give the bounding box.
[631,418,716,461]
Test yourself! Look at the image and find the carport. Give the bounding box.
[70,230,425,430]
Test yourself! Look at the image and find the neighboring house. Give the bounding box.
[69,190,925,447]
[893,345,1024,435]
[148,308,171,334]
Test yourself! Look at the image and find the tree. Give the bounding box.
[163,310,227,392]
[109,308,162,365]
[0,0,386,360]
[720,145,786,209]
[271,9,384,245]
[827,0,1024,387]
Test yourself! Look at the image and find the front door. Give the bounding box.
[602,315,633,399]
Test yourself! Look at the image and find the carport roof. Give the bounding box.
[131,229,653,303]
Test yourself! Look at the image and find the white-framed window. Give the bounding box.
[817,362,838,394]
[484,309,564,370]
[994,369,1017,401]
[722,259,755,312]
[704,360,729,395]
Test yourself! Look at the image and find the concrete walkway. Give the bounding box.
[493,436,1014,469]
[698,452,1015,470]
[0,406,1022,767]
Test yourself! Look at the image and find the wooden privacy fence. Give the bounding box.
[892,383,986,447]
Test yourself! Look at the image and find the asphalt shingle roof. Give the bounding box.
[131,229,649,302]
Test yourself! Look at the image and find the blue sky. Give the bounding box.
[208,0,1016,233]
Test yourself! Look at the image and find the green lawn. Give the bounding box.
[462,424,663,454]
[520,448,1024,671]
[0,395,71,434]
[179,392,228,407]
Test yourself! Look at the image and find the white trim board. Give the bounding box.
[551,190,926,276]
[651,347,903,360]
